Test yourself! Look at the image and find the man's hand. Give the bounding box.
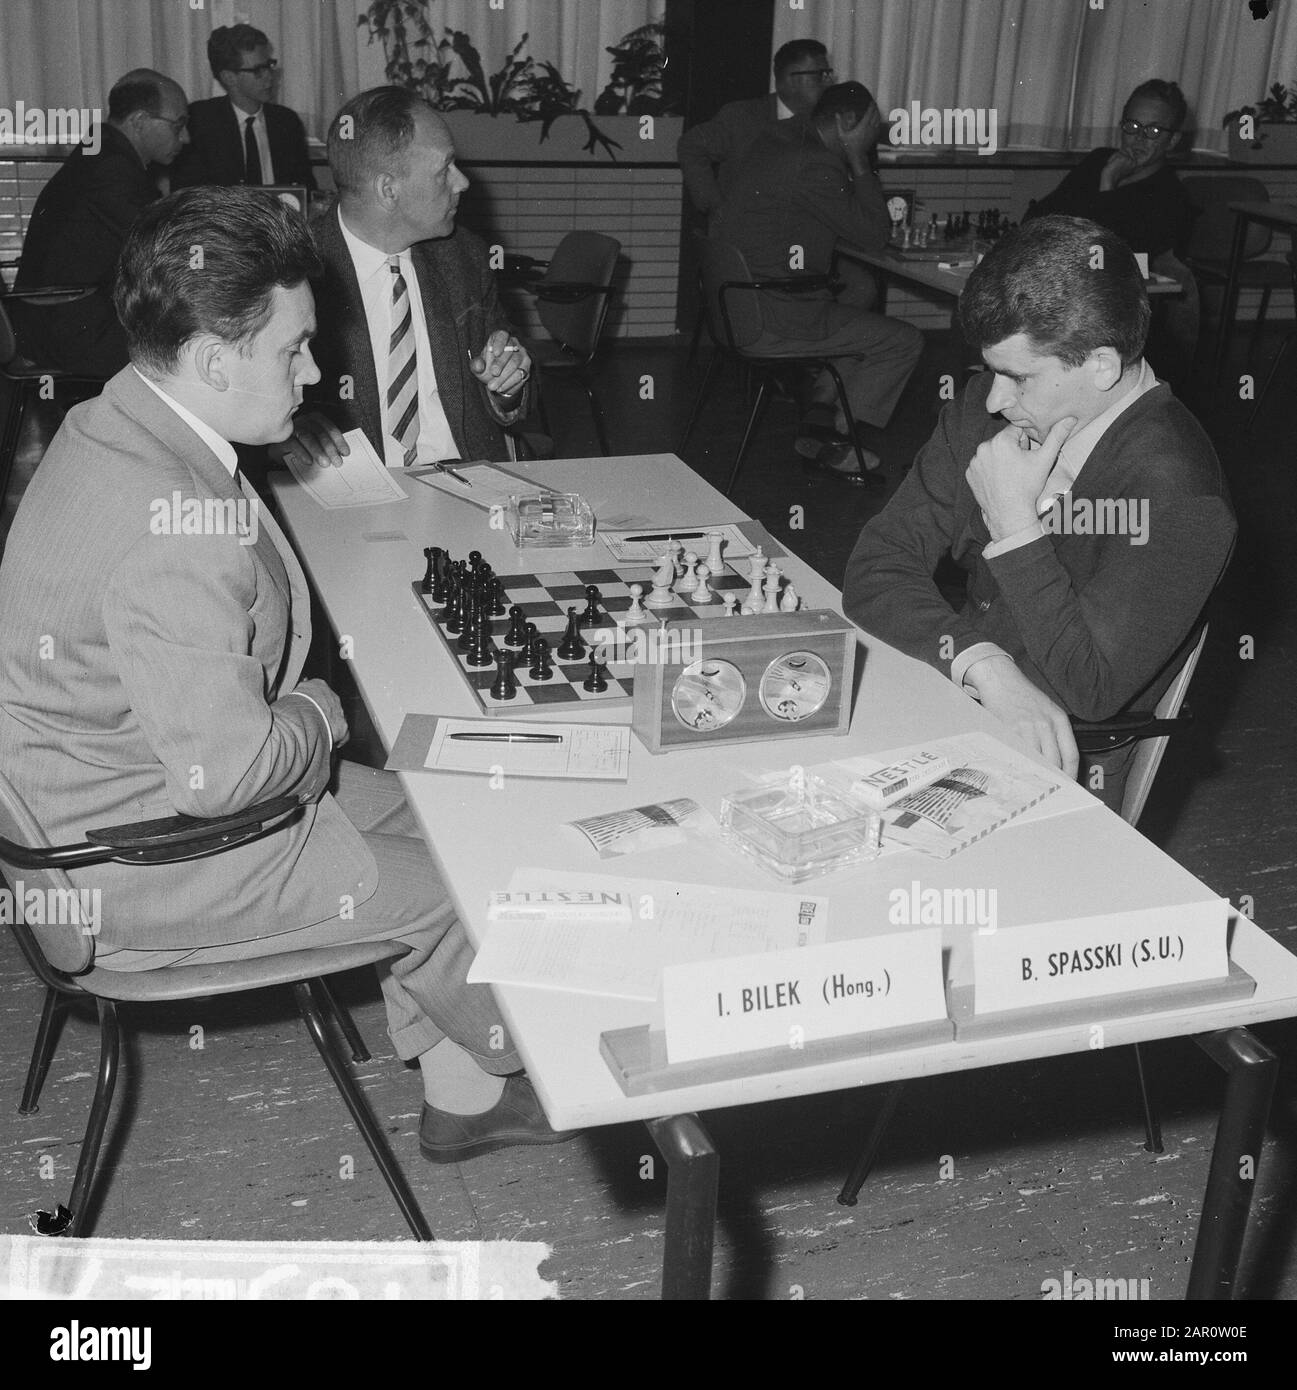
[964,656,1079,778]
[469,330,530,400]
[841,102,883,174]
[292,678,349,747]
[270,411,350,470]
[966,415,1076,540]
[1098,149,1137,192]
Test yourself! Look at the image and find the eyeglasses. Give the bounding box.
[147,113,189,133]
[1119,117,1176,139]
[235,59,279,76]
[786,68,834,81]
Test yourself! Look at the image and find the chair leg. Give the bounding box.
[677,352,721,453]
[837,1081,906,1206]
[685,299,705,371]
[1247,331,1296,430]
[19,986,70,1115]
[294,980,433,1241]
[580,374,612,456]
[824,363,869,473]
[65,998,121,1238]
[725,378,769,496]
[1133,1043,1163,1153]
[1248,286,1271,359]
[313,977,371,1063]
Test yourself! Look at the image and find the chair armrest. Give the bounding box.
[724,274,840,295]
[496,254,550,287]
[533,280,613,304]
[1072,710,1193,754]
[3,285,99,306]
[86,794,304,859]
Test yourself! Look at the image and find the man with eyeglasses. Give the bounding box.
[172,24,316,193]
[678,39,835,218]
[1027,80,1196,388]
[14,69,189,377]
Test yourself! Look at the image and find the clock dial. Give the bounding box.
[759,651,831,722]
[670,658,746,731]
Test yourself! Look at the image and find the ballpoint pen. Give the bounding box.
[449,732,565,743]
[622,531,706,543]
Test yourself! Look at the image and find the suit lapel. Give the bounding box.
[316,210,384,450]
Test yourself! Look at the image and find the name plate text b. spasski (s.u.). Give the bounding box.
[661,931,945,1064]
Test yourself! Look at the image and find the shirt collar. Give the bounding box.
[337,205,406,285]
[1046,358,1157,495]
[230,97,264,125]
[776,94,797,120]
[133,367,239,478]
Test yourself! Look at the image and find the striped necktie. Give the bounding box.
[386,256,419,465]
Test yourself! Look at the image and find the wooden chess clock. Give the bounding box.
[630,610,857,753]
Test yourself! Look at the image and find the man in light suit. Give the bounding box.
[677,38,834,220]
[170,23,316,192]
[0,188,571,1160]
[275,87,530,473]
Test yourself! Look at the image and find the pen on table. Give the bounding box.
[449,732,565,743]
[623,531,707,543]
[410,459,474,488]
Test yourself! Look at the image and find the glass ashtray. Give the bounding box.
[507,493,595,548]
[720,771,882,882]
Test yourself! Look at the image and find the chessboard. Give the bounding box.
[414,562,755,716]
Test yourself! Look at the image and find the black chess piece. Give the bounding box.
[420,546,438,595]
[466,623,494,667]
[430,548,449,603]
[528,637,554,681]
[443,584,463,633]
[557,607,585,661]
[457,597,478,652]
[490,650,518,701]
[489,576,507,616]
[582,653,608,693]
[504,605,528,647]
[581,584,603,627]
[468,549,483,572]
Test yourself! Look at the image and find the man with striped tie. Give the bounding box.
[276,87,531,472]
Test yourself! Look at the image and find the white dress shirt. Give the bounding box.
[233,99,274,185]
[336,208,457,467]
[951,359,1158,692]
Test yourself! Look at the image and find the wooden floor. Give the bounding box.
[2,323,1296,1301]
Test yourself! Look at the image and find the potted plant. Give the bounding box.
[1223,81,1297,163]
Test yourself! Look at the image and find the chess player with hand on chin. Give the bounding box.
[0,187,573,1161]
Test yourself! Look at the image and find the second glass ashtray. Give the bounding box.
[720,770,882,882]
[507,493,595,548]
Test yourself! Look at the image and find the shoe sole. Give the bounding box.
[420,1128,580,1163]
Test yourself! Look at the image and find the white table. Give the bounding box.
[273,453,1297,1300]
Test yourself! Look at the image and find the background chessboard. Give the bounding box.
[412,563,754,716]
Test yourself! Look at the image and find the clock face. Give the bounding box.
[671,657,746,731]
[887,196,909,221]
[759,651,831,722]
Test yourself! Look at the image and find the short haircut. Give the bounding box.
[208,23,271,79]
[773,39,827,78]
[107,70,175,122]
[327,86,426,194]
[959,215,1150,368]
[1126,78,1187,131]
[114,186,321,375]
[811,81,876,127]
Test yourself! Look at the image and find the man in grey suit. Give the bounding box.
[276,87,531,472]
[677,39,834,220]
[0,188,570,1160]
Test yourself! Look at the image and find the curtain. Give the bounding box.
[774,0,1297,152]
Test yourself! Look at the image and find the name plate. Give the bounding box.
[662,930,945,1064]
[973,898,1230,1015]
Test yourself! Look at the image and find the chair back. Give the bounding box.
[0,288,19,370]
[1120,623,1209,827]
[536,231,620,360]
[0,768,96,976]
[1182,176,1272,262]
[697,237,765,350]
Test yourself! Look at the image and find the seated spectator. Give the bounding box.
[711,81,923,481]
[170,23,316,191]
[14,70,188,377]
[1027,80,1198,389]
[843,216,1234,811]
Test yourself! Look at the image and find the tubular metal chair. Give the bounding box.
[677,236,869,496]
[508,231,621,456]
[0,284,107,509]
[837,626,1210,1207]
[1181,176,1292,367]
[0,772,432,1240]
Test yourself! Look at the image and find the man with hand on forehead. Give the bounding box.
[278,86,530,471]
[843,216,1234,809]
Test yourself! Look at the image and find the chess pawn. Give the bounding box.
[722,592,739,617]
[779,583,800,613]
[690,563,714,604]
[677,550,698,592]
[624,582,651,625]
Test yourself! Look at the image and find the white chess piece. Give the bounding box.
[677,550,698,591]
[690,563,713,604]
[762,569,781,614]
[646,555,676,608]
[747,549,766,589]
[705,530,725,575]
[668,539,684,576]
[722,592,738,617]
[624,581,651,624]
[779,583,800,613]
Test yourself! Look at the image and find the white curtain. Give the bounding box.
[775,0,1297,151]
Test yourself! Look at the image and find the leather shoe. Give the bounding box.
[419,1074,579,1163]
[793,437,884,487]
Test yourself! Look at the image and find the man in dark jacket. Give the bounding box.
[170,24,316,191]
[843,216,1234,810]
[14,70,188,376]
